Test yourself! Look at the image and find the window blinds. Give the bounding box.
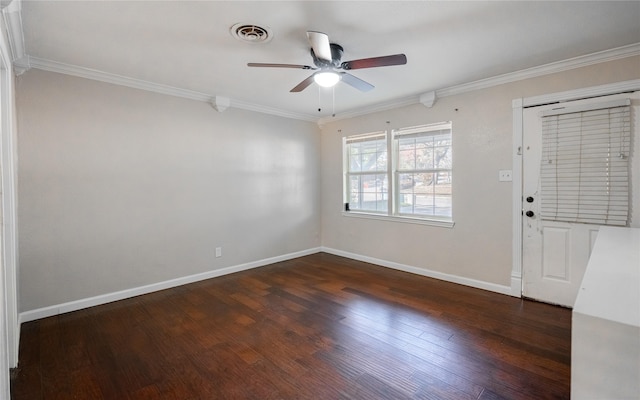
[540,99,631,226]
[393,122,452,139]
[344,131,386,144]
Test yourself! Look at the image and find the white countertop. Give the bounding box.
[573,226,640,327]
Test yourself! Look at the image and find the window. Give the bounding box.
[394,123,452,218]
[344,132,388,213]
[344,122,453,225]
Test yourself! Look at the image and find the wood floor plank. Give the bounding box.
[11,253,571,399]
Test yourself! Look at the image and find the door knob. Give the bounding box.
[526,196,534,203]
[525,210,534,218]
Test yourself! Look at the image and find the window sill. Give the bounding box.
[341,211,455,228]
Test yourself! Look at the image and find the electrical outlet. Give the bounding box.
[215,247,222,258]
[499,170,513,182]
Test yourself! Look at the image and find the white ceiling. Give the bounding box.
[12,1,640,121]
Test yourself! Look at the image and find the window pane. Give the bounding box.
[397,133,452,172]
[415,137,432,170]
[349,153,361,172]
[398,139,416,170]
[349,175,361,206]
[434,139,452,169]
[398,172,452,217]
[433,174,453,217]
[348,139,387,172]
[398,172,415,214]
[349,174,388,212]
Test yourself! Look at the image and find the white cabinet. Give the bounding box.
[571,227,640,399]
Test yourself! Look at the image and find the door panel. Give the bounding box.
[542,226,570,281]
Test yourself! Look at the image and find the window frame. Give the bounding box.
[343,122,454,228]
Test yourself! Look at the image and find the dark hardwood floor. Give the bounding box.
[11,253,571,399]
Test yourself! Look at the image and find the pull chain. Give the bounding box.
[332,86,335,117]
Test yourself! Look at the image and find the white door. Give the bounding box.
[522,92,638,307]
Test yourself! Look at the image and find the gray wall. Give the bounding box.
[17,69,321,312]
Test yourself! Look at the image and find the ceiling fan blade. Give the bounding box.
[341,54,407,70]
[340,72,374,92]
[248,63,316,70]
[290,75,316,92]
[307,31,332,62]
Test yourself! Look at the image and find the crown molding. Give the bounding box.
[13,42,640,125]
[230,98,317,122]
[20,56,318,122]
[436,42,640,98]
[21,56,214,101]
[318,43,640,124]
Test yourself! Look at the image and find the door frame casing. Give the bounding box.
[511,79,640,298]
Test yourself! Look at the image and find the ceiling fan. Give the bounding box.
[248,31,407,93]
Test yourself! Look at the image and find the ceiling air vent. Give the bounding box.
[230,23,272,44]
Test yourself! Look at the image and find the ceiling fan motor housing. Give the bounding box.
[311,43,344,69]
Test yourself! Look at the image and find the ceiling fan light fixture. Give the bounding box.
[314,71,340,88]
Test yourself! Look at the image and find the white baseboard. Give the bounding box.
[321,246,517,297]
[19,246,521,324]
[19,247,322,323]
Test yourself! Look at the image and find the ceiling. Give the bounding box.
[11,1,640,121]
